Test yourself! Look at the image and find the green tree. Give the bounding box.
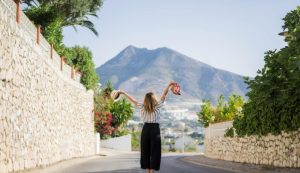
[223,95,244,121]
[110,98,134,128]
[42,19,63,46]
[23,0,102,36]
[198,95,244,128]
[94,81,114,115]
[197,100,214,128]
[232,7,300,136]
[69,46,99,90]
[102,81,114,99]
[22,1,102,90]
[216,95,224,122]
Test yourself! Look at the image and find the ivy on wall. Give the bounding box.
[23,0,102,90]
[230,7,300,137]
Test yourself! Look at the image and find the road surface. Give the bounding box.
[50,153,236,173]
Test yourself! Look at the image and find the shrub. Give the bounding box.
[197,95,244,128]
[95,111,115,139]
[112,128,129,138]
[231,7,300,136]
[94,81,113,114]
[197,100,214,128]
[110,98,134,128]
[94,82,134,139]
[131,130,141,151]
[68,46,99,90]
[224,127,235,137]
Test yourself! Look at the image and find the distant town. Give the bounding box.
[127,101,205,153]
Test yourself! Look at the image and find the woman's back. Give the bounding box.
[137,100,164,123]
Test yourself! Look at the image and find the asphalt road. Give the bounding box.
[52,153,236,173]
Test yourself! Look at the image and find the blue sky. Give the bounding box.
[63,0,299,77]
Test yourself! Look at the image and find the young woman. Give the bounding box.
[118,81,177,173]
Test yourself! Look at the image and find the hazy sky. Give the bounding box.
[63,0,299,77]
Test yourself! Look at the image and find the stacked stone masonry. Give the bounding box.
[205,122,300,168]
[0,0,96,172]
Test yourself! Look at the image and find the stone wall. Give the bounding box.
[101,134,132,151]
[205,122,300,168]
[204,121,232,138]
[0,1,96,172]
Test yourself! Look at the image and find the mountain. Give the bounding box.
[96,45,248,104]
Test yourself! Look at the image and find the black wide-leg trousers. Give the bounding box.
[140,123,161,171]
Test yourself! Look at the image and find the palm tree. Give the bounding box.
[22,0,102,36]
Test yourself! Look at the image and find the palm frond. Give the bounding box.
[81,20,98,36]
[88,12,98,18]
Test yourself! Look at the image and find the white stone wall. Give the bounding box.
[101,135,132,151]
[205,123,300,168]
[0,1,96,172]
[204,121,233,138]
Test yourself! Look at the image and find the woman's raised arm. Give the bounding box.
[160,81,176,102]
[119,90,138,106]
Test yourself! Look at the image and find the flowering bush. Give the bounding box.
[95,111,116,139]
[94,82,133,139]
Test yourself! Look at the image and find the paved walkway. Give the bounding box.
[20,149,233,173]
[32,153,236,173]
[21,148,132,173]
[20,149,300,173]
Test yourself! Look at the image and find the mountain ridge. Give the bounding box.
[96,45,248,104]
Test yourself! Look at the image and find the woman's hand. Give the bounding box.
[118,90,124,95]
[161,80,176,101]
[168,81,181,95]
[168,81,176,88]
